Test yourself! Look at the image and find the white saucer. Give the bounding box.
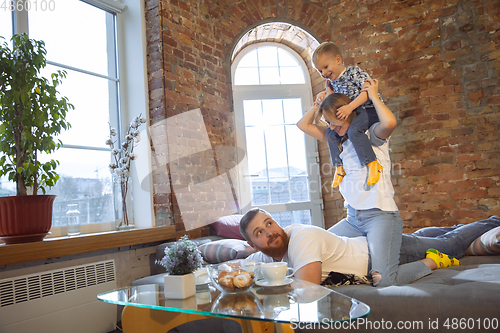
[255,278,293,287]
[195,268,210,287]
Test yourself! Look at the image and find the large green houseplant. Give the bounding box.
[0,34,73,244]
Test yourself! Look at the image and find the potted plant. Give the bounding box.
[0,34,73,244]
[158,235,203,299]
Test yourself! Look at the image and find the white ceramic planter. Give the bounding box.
[164,273,196,299]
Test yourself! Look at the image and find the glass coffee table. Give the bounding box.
[98,278,369,333]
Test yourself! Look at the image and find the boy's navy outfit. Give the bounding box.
[325,66,381,166]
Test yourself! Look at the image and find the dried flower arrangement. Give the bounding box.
[107,114,146,229]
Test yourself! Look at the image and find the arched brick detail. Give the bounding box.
[230,22,323,94]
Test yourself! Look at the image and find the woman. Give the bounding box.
[296,79,458,287]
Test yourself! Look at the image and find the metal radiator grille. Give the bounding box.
[0,260,115,308]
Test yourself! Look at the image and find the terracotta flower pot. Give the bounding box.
[0,195,56,244]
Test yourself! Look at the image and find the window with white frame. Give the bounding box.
[0,10,12,42]
[232,44,324,228]
[0,0,153,235]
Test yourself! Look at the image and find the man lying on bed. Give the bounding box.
[239,207,500,286]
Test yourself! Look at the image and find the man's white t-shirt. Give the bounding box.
[339,123,398,211]
[244,224,369,282]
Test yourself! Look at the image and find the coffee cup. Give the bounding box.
[260,262,294,285]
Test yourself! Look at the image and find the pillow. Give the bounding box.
[210,214,245,240]
[198,239,256,264]
[466,226,500,255]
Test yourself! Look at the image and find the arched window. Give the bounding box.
[232,43,324,228]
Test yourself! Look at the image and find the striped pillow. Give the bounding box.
[198,239,256,264]
[466,226,500,255]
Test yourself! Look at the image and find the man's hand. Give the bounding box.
[336,104,354,120]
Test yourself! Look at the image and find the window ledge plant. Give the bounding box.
[0,34,73,244]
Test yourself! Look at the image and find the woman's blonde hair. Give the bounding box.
[314,93,352,124]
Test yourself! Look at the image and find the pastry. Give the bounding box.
[233,273,252,288]
[219,275,235,291]
[217,269,254,291]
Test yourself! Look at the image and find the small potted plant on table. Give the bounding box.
[0,34,73,244]
[158,235,203,299]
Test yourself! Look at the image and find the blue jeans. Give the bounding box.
[329,209,500,286]
[328,205,432,287]
[399,216,500,264]
[326,106,379,166]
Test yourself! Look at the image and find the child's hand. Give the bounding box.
[336,104,354,120]
[313,91,327,106]
[361,78,380,100]
[325,79,334,91]
[326,82,334,96]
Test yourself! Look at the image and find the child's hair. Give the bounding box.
[312,42,343,65]
[314,93,352,124]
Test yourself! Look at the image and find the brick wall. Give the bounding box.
[145,0,500,235]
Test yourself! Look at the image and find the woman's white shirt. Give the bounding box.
[339,123,398,211]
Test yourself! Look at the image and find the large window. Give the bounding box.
[232,44,324,228]
[0,10,12,43]
[0,0,152,235]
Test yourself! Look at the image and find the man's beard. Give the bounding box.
[260,230,290,259]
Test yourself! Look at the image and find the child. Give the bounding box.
[297,79,461,287]
[312,42,382,187]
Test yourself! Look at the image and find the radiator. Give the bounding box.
[0,260,117,333]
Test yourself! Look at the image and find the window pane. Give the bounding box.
[234,67,259,85]
[290,176,310,202]
[41,65,112,148]
[41,148,114,227]
[238,49,258,67]
[295,210,312,225]
[0,164,15,196]
[271,210,311,228]
[257,47,278,66]
[245,127,267,178]
[283,98,303,124]
[243,100,263,126]
[270,179,290,204]
[271,211,292,227]
[278,48,299,66]
[29,0,112,76]
[259,67,280,85]
[285,125,307,176]
[262,99,283,126]
[265,126,288,171]
[235,46,306,86]
[252,177,269,205]
[0,10,12,42]
[279,66,305,84]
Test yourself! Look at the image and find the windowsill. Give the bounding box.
[0,225,176,266]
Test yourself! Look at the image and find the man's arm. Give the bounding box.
[294,261,322,284]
